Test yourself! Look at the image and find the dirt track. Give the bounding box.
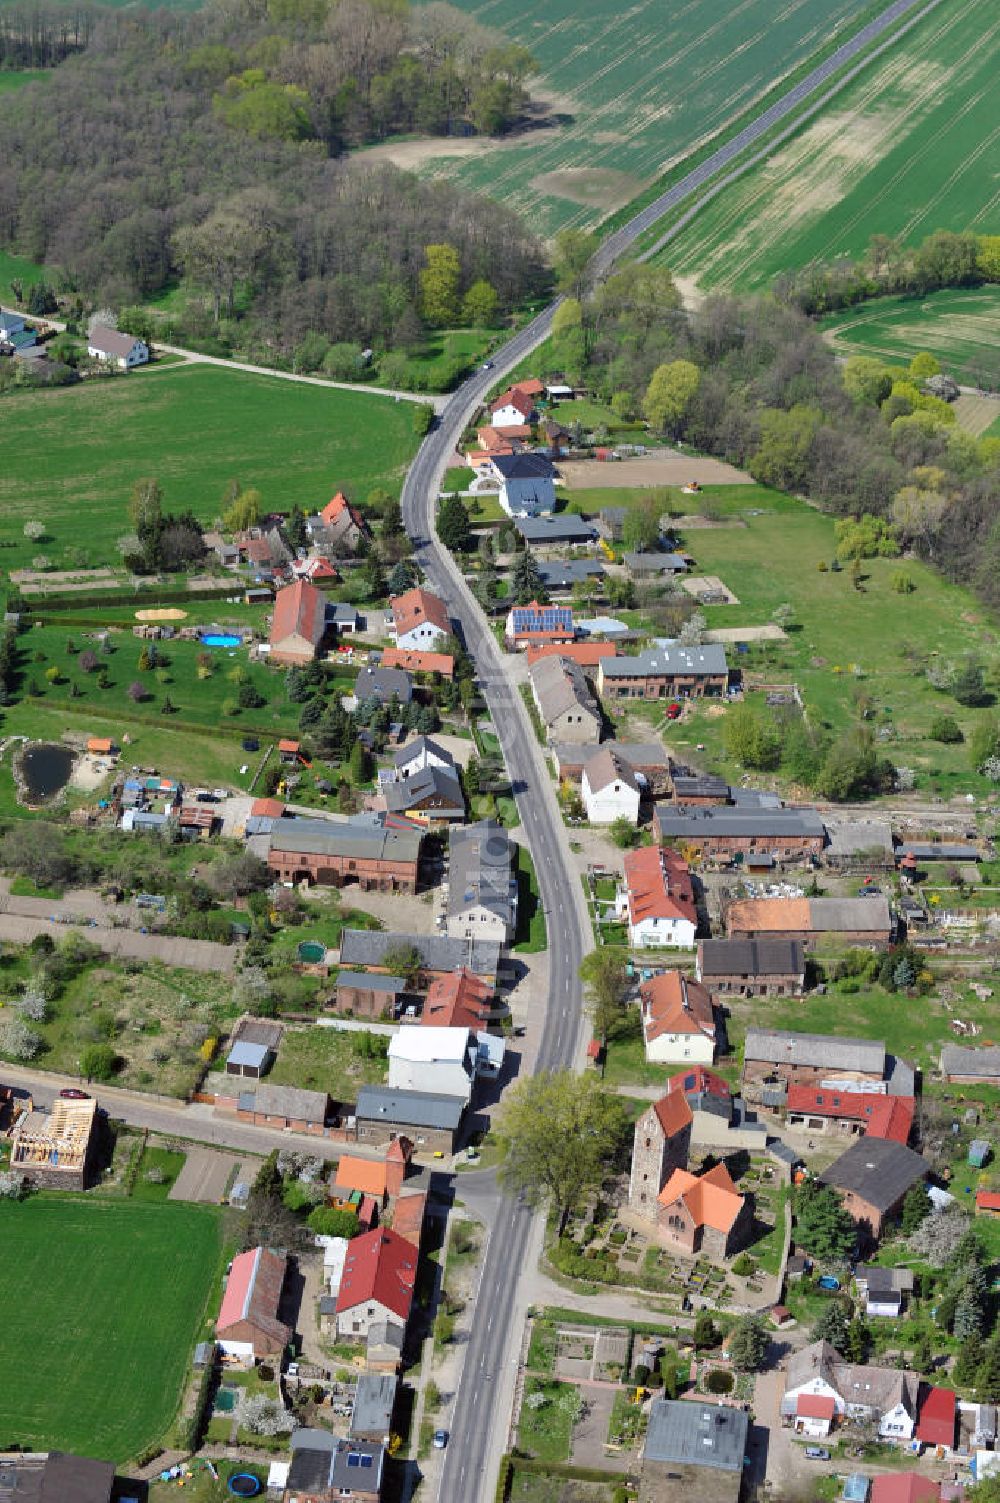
[559,448,752,489]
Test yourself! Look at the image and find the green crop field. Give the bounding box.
[0,70,45,92]
[0,364,419,574]
[661,0,1000,291]
[821,287,1000,383]
[404,0,872,235]
[0,1196,222,1459]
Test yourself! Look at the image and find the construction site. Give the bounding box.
[10,1096,98,1190]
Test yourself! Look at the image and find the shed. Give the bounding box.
[968,1139,991,1168]
[226,1040,272,1078]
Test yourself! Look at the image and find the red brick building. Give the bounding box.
[267,816,422,892]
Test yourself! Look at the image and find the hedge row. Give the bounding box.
[19,582,238,613]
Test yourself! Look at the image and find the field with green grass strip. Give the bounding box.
[820,286,1000,383]
[0,1196,222,1460]
[0,364,419,573]
[660,0,1000,291]
[408,0,872,235]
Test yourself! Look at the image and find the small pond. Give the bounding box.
[20,742,75,800]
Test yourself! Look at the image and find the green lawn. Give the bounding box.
[516,1377,580,1463]
[561,481,791,520]
[514,843,547,953]
[423,0,872,234]
[380,325,502,391]
[267,1023,389,1100]
[661,0,1000,291]
[15,625,302,732]
[821,288,1000,384]
[730,977,1000,1079]
[656,492,1000,798]
[0,247,50,304]
[0,702,266,813]
[0,1196,222,1460]
[131,1145,187,1201]
[0,71,46,93]
[0,364,419,574]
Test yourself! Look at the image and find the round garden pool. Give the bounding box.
[227,1475,262,1498]
[297,941,327,964]
[201,633,242,648]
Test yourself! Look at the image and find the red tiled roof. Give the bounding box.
[916,1386,956,1447]
[511,378,544,398]
[277,738,300,753]
[797,1394,836,1420]
[320,491,363,529]
[976,1190,1000,1212]
[422,969,493,1030]
[492,388,534,419]
[391,588,450,638]
[653,1090,693,1138]
[381,648,455,678]
[658,1161,744,1233]
[640,971,716,1044]
[623,845,696,928]
[526,642,617,667]
[336,1228,416,1322]
[651,1066,729,1137]
[392,1191,427,1250]
[336,1155,389,1197]
[871,1476,939,1503]
[251,797,285,818]
[785,1086,915,1144]
[270,579,326,651]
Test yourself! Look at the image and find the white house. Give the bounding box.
[393,735,455,781]
[387,1026,476,1103]
[0,310,28,343]
[582,746,641,825]
[780,1342,919,1442]
[390,587,451,651]
[335,1228,416,1340]
[639,972,717,1066]
[87,325,150,370]
[616,845,697,949]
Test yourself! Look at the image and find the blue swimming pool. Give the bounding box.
[201,633,241,648]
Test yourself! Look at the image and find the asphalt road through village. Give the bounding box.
[399,1,935,1495]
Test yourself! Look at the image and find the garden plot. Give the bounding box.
[559,451,752,490]
[682,575,740,605]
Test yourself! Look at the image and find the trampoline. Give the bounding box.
[228,1476,262,1498]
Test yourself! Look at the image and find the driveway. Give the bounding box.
[169,1147,249,1203]
[570,1385,620,1470]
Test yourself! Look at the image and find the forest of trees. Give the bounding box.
[0,0,545,355]
[543,262,1000,609]
[0,3,101,68]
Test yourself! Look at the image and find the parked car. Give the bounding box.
[432,1430,449,1450]
[59,1088,91,1099]
[805,1448,830,1461]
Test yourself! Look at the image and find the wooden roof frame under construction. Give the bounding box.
[11,1097,97,1173]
